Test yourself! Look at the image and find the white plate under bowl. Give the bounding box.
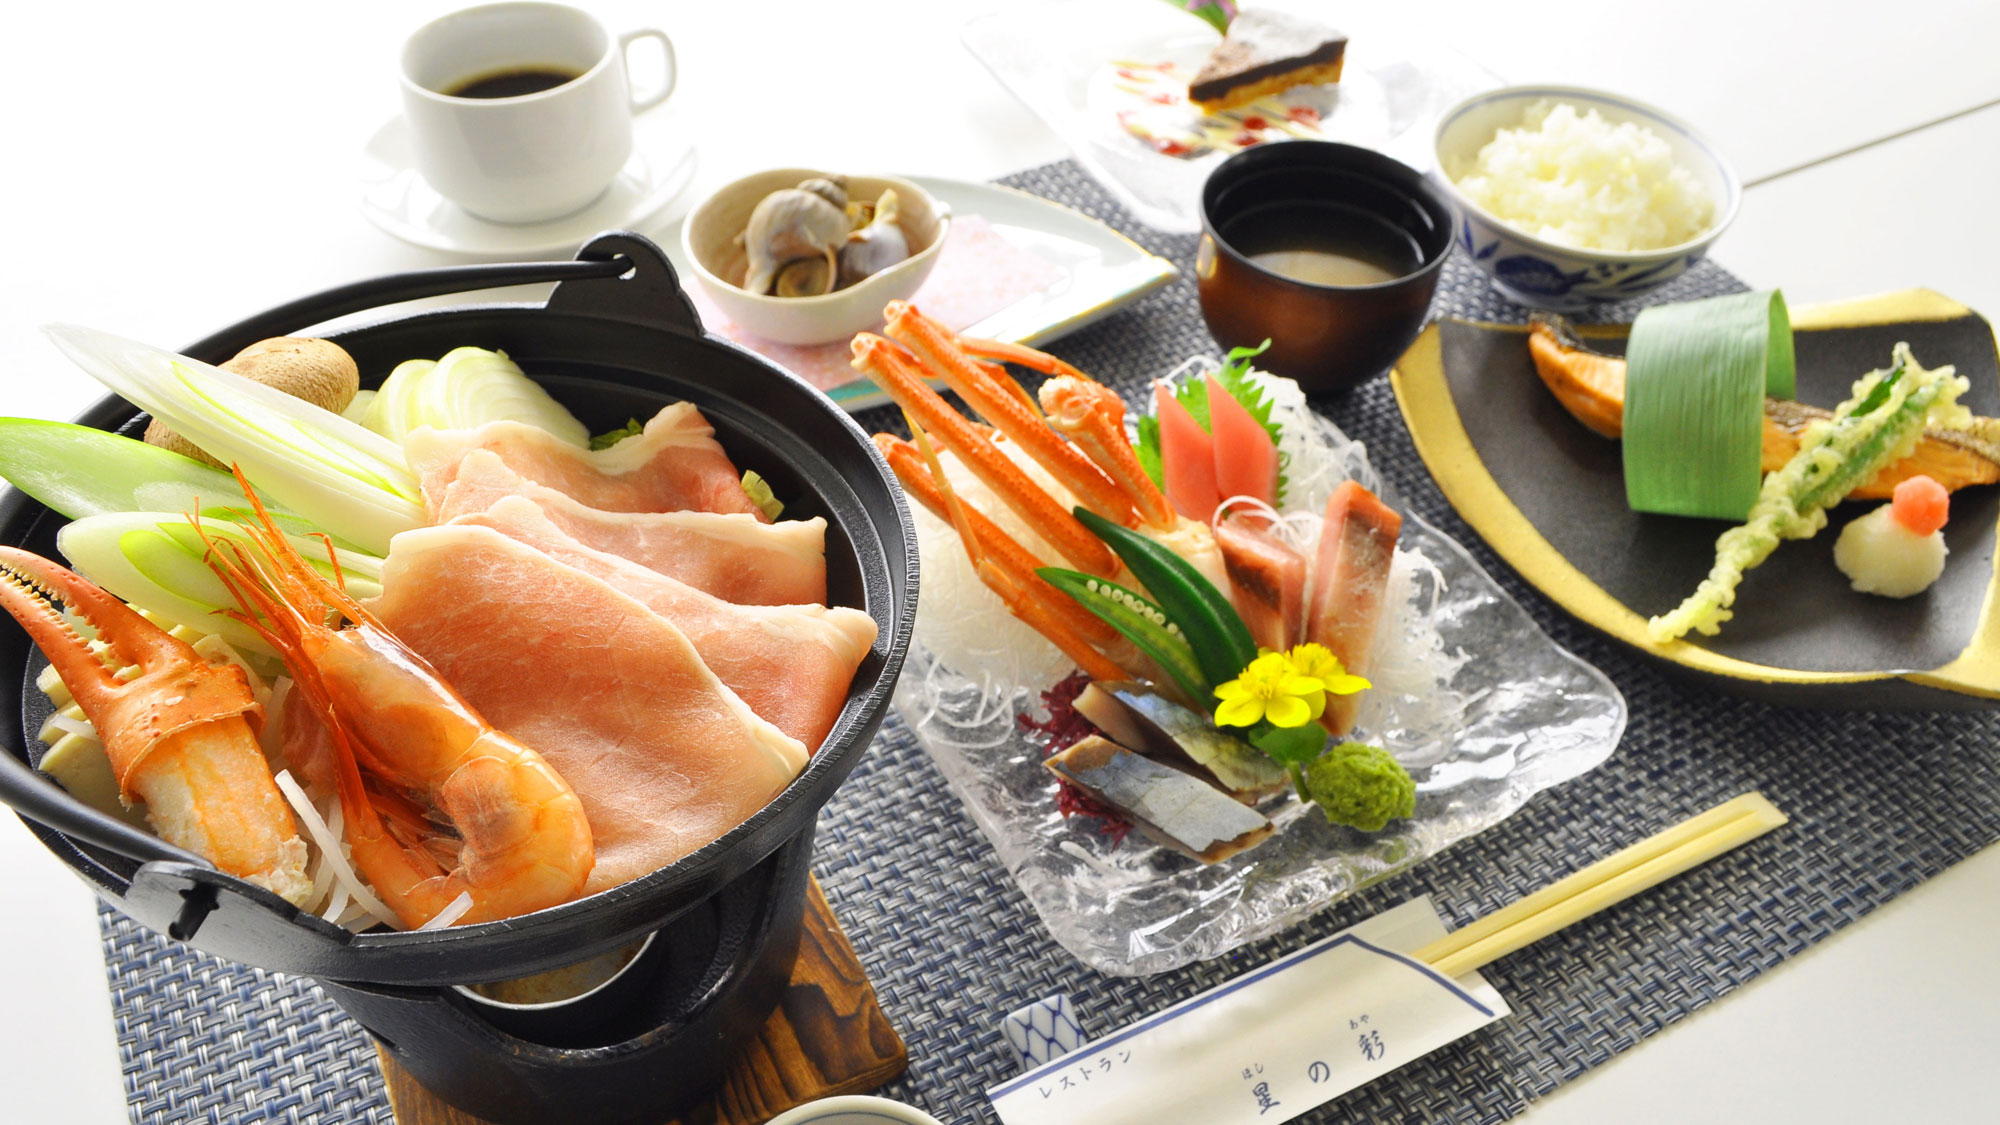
[658,175,1179,412]
[358,107,698,257]
[962,0,1500,233]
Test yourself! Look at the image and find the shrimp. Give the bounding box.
[0,546,312,905]
[199,470,593,928]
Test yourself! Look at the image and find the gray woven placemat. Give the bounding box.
[97,159,2000,1124]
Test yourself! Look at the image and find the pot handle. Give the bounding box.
[0,746,206,868]
[545,231,704,335]
[181,231,702,363]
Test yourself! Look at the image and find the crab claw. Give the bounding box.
[0,546,259,797]
[1040,375,1178,531]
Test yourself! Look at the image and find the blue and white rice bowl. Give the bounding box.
[1432,85,1740,310]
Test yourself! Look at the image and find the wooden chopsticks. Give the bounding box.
[1416,792,1788,979]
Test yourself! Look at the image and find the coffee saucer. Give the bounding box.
[357,108,697,257]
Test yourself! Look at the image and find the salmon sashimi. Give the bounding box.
[368,525,807,894]
[1213,517,1307,653]
[1527,315,2000,500]
[432,450,828,605]
[406,403,767,519]
[454,497,877,752]
[1304,481,1402,737]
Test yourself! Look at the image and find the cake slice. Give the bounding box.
[1187,10,1348,114]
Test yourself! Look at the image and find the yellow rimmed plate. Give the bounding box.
[1391,289,2000,709]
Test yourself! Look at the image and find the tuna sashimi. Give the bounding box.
[432,450,827,605]
[1213,518,1307,653]
[1155,382,1221,523]
[406,403,766,519]
[1205,375,1278,507]
[1304,481,1402,736]
[367,525,806,894]
[456,497,876,752]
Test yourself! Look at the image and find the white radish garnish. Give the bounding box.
[1833,475,1950,598]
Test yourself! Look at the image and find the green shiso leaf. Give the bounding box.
[1622,290,1793,520]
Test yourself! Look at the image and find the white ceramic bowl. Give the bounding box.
[764,1095,945,1125]
[1432,85,1740,310]
[681,169,949,345]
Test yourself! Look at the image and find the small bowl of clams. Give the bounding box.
[681,168,950,345]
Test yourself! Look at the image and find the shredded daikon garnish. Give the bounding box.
[259,677,293,762]
[910,442,1081,695]
[418,891,475,931]
[1354,547,1473,765]
[274,769,400,930]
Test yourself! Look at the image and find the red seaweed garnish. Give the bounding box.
[1019,672,1133,844]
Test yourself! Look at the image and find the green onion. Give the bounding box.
[1622,290,1794,520]
[56,512,383,656]
[44,325,423,555]
[0,418,286,522]
[740,471,784,521]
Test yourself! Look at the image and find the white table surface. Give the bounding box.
[2,2,1996,1122]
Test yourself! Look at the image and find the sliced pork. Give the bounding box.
[432,450,827,605]
[368,525,808,894]
[454,497,876,752]
[406,404,766,519]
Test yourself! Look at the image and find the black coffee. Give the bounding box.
[445,67,580,99]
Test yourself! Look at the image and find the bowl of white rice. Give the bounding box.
[1433,85,1739,309]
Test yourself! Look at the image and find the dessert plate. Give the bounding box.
[962,1,1497,232]
[1391,290,2000,709]
[357,107,697,257]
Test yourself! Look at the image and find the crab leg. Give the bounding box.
[854,333,1119,577]
[0,546,310,904]
[876,434,1122,649]
[1039,375,1178,531]
[976,560,1133,684]
[958,336,1091,382]
[884,302,1140,527]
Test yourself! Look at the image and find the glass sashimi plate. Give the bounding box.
[962,0,1500,233]
[893,364,1626,975]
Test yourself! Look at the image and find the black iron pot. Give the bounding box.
[0,233,917,1122]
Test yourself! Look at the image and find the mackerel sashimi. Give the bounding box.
[432,449,828,605]
[367,525,808,894]
[406,404,767,519]
[454,496,876,752]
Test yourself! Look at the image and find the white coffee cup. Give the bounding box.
[400,2,676,224]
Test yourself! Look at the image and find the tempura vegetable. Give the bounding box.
[1649,343,1968,642]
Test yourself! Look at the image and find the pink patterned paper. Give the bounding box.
[684,215,1064,392]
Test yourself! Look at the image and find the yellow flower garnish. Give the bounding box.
[1213,651,1327,728]
[1286,642,1371,696]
